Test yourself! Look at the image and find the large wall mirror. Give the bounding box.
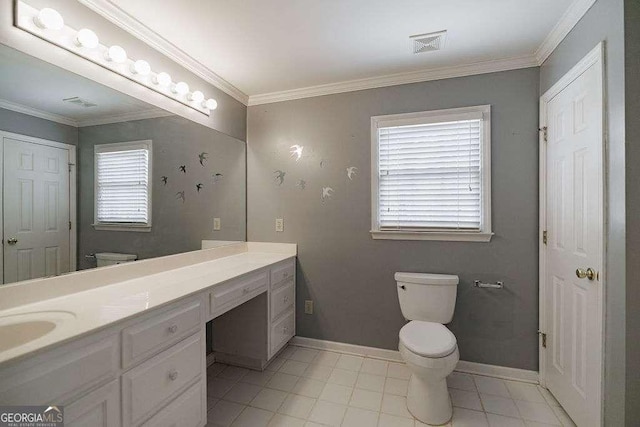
[0,44,246,283]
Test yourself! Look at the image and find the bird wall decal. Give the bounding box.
[212,172,223,183]
[322,186,334,201]
[290,145,304,161]
[274,170,286,185]
[196,183,203,192]
[176,191,185,203]
[161,176,168,185]
[297,179,306,190]
[198,152,208,166]
[179,165,186,173]
[346,166,358,180]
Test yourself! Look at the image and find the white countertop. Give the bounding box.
[0,243,295,366]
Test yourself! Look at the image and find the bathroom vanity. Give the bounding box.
[0,242,296,427]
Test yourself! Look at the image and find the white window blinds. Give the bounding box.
[377,117,483,231]
[95,141,151,225]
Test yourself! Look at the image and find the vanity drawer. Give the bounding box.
[210,272,268,317]
[271,260,295,287]
[0,334,119,405]
[271,280,294,321]
[122,333,202,427]
[270,309,295,356]
[122,299,201,368]
[140,380,204,427]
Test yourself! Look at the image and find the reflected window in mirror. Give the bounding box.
[94,140,152,232]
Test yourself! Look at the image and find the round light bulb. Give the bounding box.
[189,90,204,103]
[75,29,99,49]
[154,72,171,87]
[105,45,127,63]
[173,81,189,95]
[34,8,64,30]
[204,98,218,110]
[131,59,151,76]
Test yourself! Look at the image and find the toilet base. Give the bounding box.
[406,373,452,425]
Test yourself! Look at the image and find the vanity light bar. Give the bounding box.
[15,1,218,116]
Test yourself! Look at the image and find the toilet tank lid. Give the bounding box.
[95,252,137,261]
[395,272,458,286]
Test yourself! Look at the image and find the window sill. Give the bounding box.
[370,230,494,242]
[93,224,151,233]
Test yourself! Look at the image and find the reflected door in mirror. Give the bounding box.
[3,137,70,283]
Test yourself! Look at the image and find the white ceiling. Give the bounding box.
[108,0,572,96]
[0,45,165,125]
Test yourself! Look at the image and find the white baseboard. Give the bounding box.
[291,336,403,362]
[290,336,539,384]
[455,360,539,384]
[206,352,216,367]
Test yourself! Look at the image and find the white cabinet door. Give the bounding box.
[3,137,70,283]
[65,380,120,427]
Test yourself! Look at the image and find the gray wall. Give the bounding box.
[0,108,78,145]
[78,115,246,269]
[539,0,626,424]
[624,0,640,422]
[247,67,541,370]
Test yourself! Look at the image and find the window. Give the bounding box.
[94,140,152,231]
[371,106,492,242]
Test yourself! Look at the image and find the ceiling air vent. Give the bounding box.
[410,30,447,54]
[63,97,98,108]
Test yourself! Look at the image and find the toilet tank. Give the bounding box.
[95,252,137,267]
[396,272,459,323]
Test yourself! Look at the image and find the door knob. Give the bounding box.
[576,267,596,281]
[6,238,17,245]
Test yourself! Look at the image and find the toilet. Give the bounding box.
[396,272,459,425]
[95,252,138,267]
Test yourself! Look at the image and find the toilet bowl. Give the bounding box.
[399,321,459,425]
[395,272,459,425]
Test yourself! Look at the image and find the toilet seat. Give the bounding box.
[399,321,457,358]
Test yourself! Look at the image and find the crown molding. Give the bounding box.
[77,0,249,105]
[61,0,594,107]
[0,99,78,127]
[76,108,173,127]
[535,0,596,64]
[0,98,173,128]
[248,55,539,106]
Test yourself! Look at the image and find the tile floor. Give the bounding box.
[206,345,576,427]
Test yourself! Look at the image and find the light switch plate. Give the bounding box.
[213,218,221,230]
[275,218,284,232]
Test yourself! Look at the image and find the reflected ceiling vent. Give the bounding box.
[63,96,98,108]
[410,30,447,54]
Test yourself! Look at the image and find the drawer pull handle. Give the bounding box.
[168,370,179,381]
[167,324,178,333]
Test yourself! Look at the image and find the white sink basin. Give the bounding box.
[0,311,75,352]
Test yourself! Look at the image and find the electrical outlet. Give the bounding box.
[213,218,221,230]
[304,300,313,315]
[275,218,284,232]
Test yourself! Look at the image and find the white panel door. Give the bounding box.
[544,59,603,425]
[3,137,70,283]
